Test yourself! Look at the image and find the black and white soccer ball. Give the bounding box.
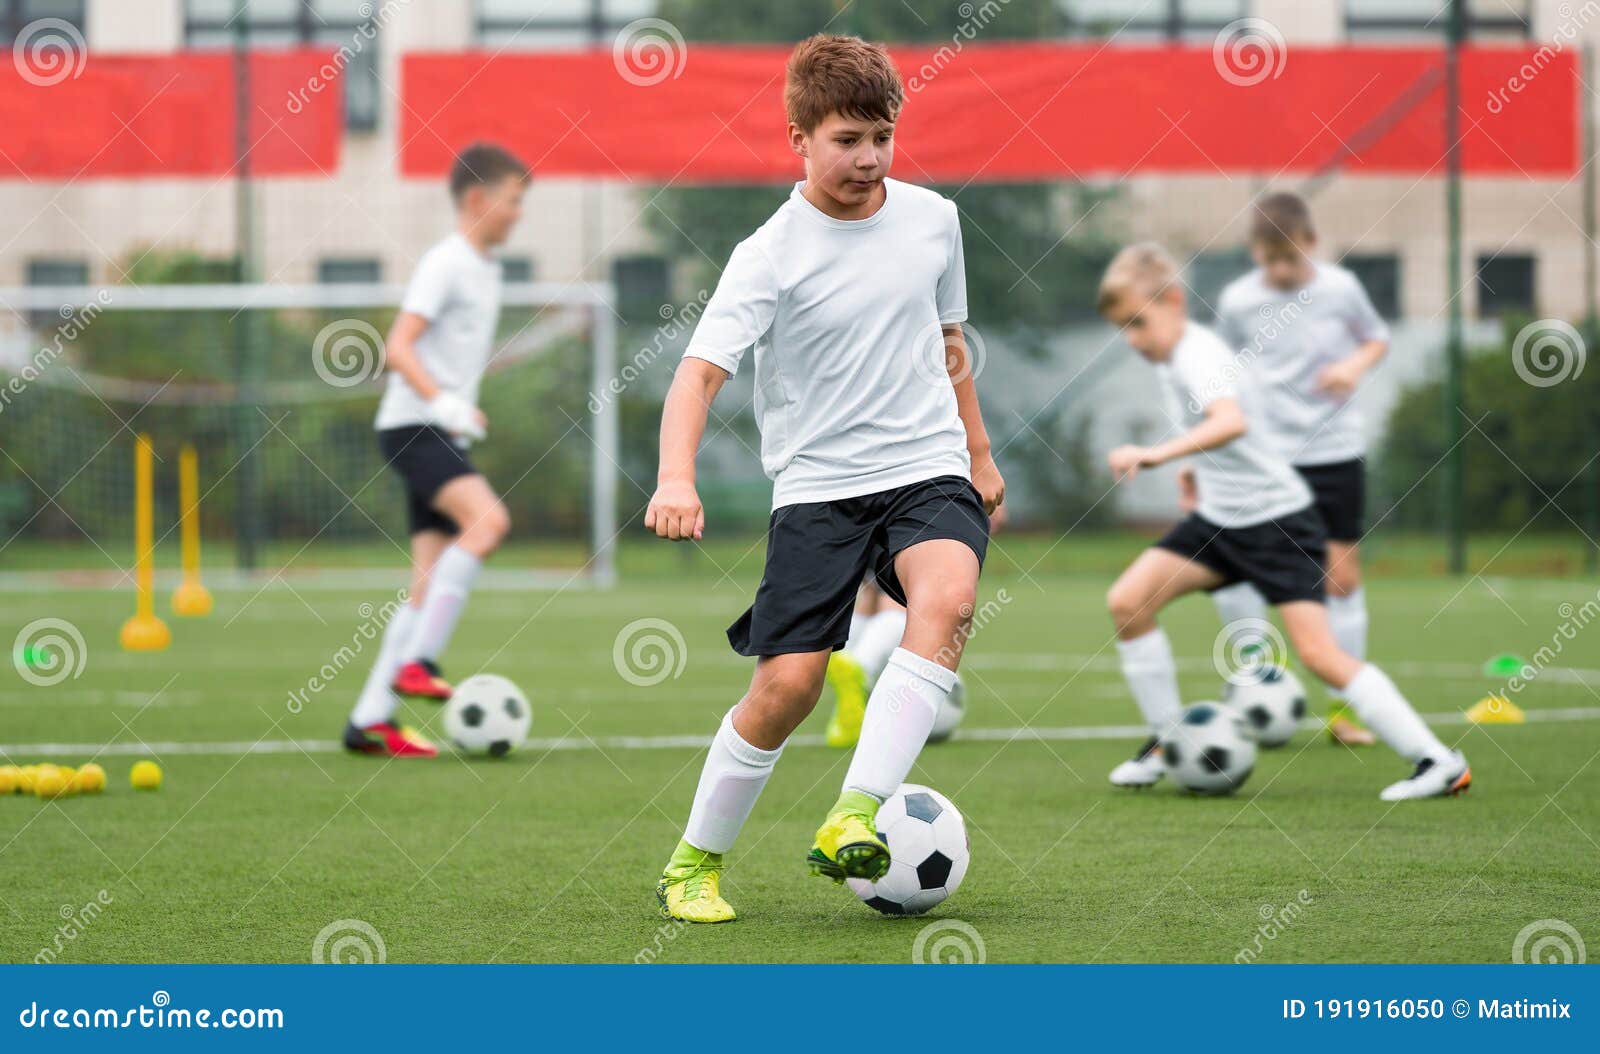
[1221,665,1306,748]
[847,784,969,916]
[1158,702,1256,795]
[444,673,531,757]
[926,673,966,744]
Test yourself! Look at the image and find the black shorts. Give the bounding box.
[377,425,477,535]
[1294,458,1364,543]
[728,475,989,657]
[1155,508,1327,606]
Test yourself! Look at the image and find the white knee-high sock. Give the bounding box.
[1325,588,1368,701]
[406,545,481,663]
[1341,663,1449,762]
[1212,581,1270,648]
[1116,628,1182,735]
[852,608,907,681]
[682,709,785,854]
[843,647,953,800]
[349,603,419,727]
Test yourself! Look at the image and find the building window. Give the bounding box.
[501,257,534,283]
[1476,253,1536,317]
[318,257,381,284]
[1189,248,1251,320]
[1061,0,1246,40]
[1340,252,1401,320]
[612,254,669,322]
[476,0,659,48]
[1346,0,1529,40]
[1,0,85,45]
[24,256,87,327]
[185,1,381,131]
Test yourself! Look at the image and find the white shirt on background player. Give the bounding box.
[374,232,503,441]
[1159,321,1311,529]
[1215,262,1389,468]
[683,178,971,509]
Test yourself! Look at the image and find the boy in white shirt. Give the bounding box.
[343,143,527,758]
[1211,192,1391,746]
[1096,243,1469,803]
[648,35,1004,923]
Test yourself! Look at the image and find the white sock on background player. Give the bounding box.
[349,603,419,727]
[1340,664,1450,762]
[844,611,869,654]
[1116,628,1182,735]
[683,709,785,854]
[843,647,952,800]
[1324,588,1368,701]
[1211,581,1270,648]
[407,544,481,662]
[852,608,908,681]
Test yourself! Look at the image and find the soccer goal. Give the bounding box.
[0,280,619,590]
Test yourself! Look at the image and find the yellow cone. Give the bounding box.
[1466,696,1526,724]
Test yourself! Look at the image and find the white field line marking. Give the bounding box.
[6,707,1598,758]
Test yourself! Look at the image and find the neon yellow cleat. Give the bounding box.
[824,651,870,748]
[656,841,736,924]
[807,790,889,883]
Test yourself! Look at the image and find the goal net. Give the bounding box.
[0,281,619,589]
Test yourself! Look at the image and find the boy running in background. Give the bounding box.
[1096,243,1469,801]
[647,35,1004,923]
[1211,192,1390,746]
[343,143,527,758]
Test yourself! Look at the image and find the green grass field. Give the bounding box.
[2,534,1597,964]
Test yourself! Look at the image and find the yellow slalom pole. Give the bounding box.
[120,433,171,652]
[172,443,213,617]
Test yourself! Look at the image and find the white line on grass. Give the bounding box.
[6,707,1598,758]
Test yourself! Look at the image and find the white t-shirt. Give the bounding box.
[1158,322,1311,529]
[683,179,971,508]
[374,233,503,436]
[1215,262,1389,466]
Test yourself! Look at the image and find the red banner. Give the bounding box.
[0,49,343,179]
[401,43,1576,181]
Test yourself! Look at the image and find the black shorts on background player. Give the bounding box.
[1155,506,1327,606]
[377,425,476,535]
[728,475,990,657]
[1294,457,1364,543]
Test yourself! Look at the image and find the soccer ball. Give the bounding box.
[444,673,531,757]
[1222,665,1307,748]
[926,674,966,744]
[1158,702,1256,795]
[847,784,969,916]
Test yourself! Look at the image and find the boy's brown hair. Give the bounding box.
[1249,191,1315,247]
[1097,242,1179,316]
[784,34,903,133]
[449,142,530,202]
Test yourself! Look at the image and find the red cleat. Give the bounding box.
[393,659,452,700]
[343,721,438,758]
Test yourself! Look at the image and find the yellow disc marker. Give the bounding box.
[130,760,162,791]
